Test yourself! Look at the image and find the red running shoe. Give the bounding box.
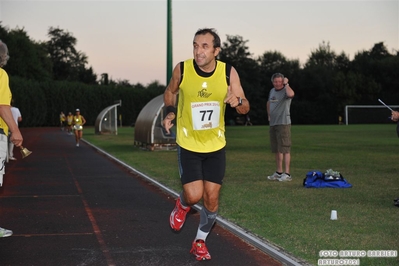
[169,197,190,231]
[190,240,211,261]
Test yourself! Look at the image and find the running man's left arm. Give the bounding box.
[224,66,250,114]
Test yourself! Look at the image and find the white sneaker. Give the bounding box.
[76,143,79,147]
[0,227,13,237]
[267,172,281,180]
[278,173,292,182]
[8,157,16,161]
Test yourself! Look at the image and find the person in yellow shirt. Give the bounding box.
[0,40,24,237]
[163,28,249,261]
[73,109,86,147]
[66,112,74,135]
[59,111,66,131]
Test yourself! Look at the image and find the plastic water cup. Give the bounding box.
[330,210,338,220]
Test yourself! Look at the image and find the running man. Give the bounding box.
[163,28,250,261]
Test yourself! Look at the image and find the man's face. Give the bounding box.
[273,77,284,90]
[193,33,220,69]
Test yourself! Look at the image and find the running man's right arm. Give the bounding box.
[163,63,181,133]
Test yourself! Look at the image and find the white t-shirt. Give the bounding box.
[11,107,21,126]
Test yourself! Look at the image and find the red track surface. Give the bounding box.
[0,127,282,266]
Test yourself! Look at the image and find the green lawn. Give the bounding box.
[83,124,399,266]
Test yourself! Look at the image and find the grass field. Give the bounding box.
[83,124,399,266]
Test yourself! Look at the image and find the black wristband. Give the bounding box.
[165,106,176,116]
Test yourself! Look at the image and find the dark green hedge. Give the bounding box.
[9,77,164,127]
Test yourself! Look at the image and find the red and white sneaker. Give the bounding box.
[190,240,211,261]
[169,197,190,231]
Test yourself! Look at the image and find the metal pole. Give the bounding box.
[114,106,117,134]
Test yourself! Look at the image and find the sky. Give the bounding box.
[1,0,398,86]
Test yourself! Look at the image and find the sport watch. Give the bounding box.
[237,97,243,106]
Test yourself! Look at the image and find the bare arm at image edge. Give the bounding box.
[0,105,23,147]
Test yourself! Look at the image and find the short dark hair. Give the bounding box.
[194,28,221,48]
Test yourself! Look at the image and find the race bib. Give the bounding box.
[191,101,220,130]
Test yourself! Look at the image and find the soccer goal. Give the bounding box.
[345,105,399,125]
[94,100,122,135]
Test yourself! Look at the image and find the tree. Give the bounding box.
[46,27,97,84]
[257,51,300,86]
[334,52,351,73]
[219,35,264,124]
[351,42,397,104]
[301,42,339,98]
[219,35,252,65]
[305,41,336,68]
[100,73,109,85]
[0,24,52,81]
[78,66,97,84]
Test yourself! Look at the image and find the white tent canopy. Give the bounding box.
[134,94,176,151]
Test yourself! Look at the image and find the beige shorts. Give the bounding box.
[270,125,291,154]
[0,133,8,175]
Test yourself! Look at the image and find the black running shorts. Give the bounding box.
[177,146,226,185]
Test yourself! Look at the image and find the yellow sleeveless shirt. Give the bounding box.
[176,59,228,153]
[74,115,83,125]
[0,69,12,136]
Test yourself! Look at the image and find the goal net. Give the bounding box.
[94,101,122,135]
[345,105,399,125]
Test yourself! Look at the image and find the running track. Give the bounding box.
[0,127,295,266]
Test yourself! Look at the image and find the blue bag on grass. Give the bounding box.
[303,170,352,188]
